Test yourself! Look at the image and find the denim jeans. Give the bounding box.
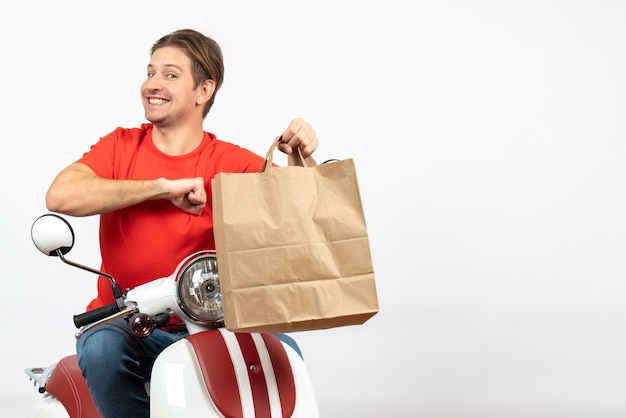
[76,318,302,418]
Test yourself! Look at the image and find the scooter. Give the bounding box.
[25,213,319,418]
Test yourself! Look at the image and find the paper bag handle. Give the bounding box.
[261,136,308,172]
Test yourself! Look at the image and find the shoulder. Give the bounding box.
[105,124,152,142]
[91,124,152,156]
[79,125,152,172]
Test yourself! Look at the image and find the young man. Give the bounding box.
[46,29,319,418]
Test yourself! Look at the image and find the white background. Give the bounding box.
[2,1,626,417]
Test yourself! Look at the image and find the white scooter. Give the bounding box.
[25,213,319,418]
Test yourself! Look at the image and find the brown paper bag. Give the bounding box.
[211,138,378,333]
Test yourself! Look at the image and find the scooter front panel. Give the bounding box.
[150,329,318,417]
[187,329,297,417]
[256,333,297,416]
[149,339,226,417]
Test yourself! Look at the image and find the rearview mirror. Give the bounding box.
[31,214,75,256]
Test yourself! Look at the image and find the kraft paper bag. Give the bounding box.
[211,138,378,333]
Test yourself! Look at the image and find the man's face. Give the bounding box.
[141,46,202,127]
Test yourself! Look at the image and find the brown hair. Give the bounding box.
[151,29,224,118]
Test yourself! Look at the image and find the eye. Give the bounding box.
[147,72,155,78]
[166,73,177,79]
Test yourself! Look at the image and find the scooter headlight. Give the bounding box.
[175,251,223,325]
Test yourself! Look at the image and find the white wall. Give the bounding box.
[2,1,626,417]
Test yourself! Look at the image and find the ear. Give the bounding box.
[196,79,216,106]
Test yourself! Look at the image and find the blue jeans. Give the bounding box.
[76,318,302,418]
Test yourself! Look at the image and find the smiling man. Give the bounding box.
[45,28,319,418]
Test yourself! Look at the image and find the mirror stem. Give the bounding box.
[55,249,124,300]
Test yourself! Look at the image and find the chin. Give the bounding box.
[145,113,164,124]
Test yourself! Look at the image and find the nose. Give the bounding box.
[142,75,162,92]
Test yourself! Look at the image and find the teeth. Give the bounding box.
[149,98,168,104]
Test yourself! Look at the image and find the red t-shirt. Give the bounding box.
[78,123,264,310]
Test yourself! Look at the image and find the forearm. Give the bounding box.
[46,163,167,217]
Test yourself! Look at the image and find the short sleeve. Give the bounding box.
[76,131,118,179]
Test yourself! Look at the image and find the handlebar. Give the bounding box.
[73,303,121,328]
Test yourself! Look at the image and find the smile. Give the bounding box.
[148,98,169,104]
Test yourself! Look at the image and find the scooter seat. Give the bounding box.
[46,354,100,418]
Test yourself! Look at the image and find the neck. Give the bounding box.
[151,122,204,156]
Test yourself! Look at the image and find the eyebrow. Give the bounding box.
[147,63,184,72]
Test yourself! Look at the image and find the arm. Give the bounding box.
[277,118,319,166]
[46,162,206,217]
